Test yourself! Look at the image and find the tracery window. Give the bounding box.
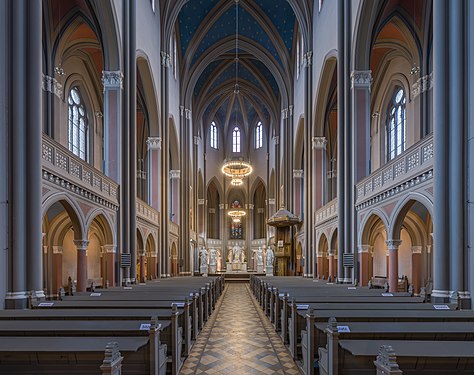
[232,126,241,153]
[68,87,88,161]
[255,122,263,149]
[210,122,218,149]
[230,200,243,239]
[386,88,406,160]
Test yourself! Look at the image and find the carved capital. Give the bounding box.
[273,135,280,145]
[161,51,171,68]
[169,170,180,179]
[293,169,304,179]
[42,74,63,98]
[198,198,205,205]
[103,245,117,254]
[411,246,423,254]
[351,70,372,89]
[194,136,200,145]
[358,245,372,254]
[52,246,63,255]
[185,108,192,120]
[303,51,313,67]
[386,239,402,251]
[267,198,276,205]
[73,240,89,251]
[218,203,225,210]
[411,73,433,99]
[147,136,162,150]
[102,71,123,91]
[312,136,327,150]
[281,108,288,119]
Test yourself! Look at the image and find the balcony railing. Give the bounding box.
[169,221,179,236]
[355,133,433,207]
[136,198,160,226]
[42,134,119,207]
[315,198,338,226]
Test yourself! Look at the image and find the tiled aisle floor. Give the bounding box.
[180,283,301,375]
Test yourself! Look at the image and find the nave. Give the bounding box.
[181,283,300,375]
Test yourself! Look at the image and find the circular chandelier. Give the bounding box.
[230,178,243,186]
[221,160,253,179]
[228,209,246,223]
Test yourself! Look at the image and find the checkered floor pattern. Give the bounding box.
[180,283,301,375]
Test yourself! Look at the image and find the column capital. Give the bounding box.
[351,70,372,89]
[218,203,225,210]
[288,105,294,116]
[42,74,63,98]
[185,108,192,120]
[281,108,288,119]
[386,239,402,251]
[146,136,162,150]
[358,245,372,254]
[102,70,123,91]
[52,246,63,255]
[138,248,146,257]
[267,198,276,205]
[303,51,313,67]
[103,245,117,254]
[198,198,205,205]
[273,135,280,145]
[73,240,89,250]
[193,135,200,145]
[245,203,254,210]
[412,73,433,99]
[411,246,423,254]
[293,169,304,179]
[312,136,327,150]
[161,51,171,68]
[169,170,180,179]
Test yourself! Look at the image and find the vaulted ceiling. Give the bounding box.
[176,0,298,137]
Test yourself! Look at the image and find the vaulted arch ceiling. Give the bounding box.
[176,0,298,136]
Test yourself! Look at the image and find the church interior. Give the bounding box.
[1,0,474,373]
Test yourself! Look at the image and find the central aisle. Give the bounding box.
[180,283,300,375]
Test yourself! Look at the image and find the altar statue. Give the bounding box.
[209,248,217,266]
[253,247,264,266]
[200,247,209,266]
[232,245,243,263]
[266,247,274,267]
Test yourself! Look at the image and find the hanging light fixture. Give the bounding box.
[228,208,246,222]
[221,0,252,187]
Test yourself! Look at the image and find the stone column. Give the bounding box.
[432,0,450,302]
[102,71,123,181]
[103,245,116,287]
[74,240,89,292]
[386,240,401,293]
[292,170,304,219]
[336,0,346,282]
[170,170,180,223]
[147,137,161,210]
[316,252,323,279]
[328,251,335,281]
[149,252,158,279]
[52,246,63,294]
[139,249,146,284]
[411,246,422,294]
[313,137,327,209]
[358,245,371,286]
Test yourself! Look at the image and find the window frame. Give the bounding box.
[68,86,89,161]
[255,121,263,149]
[232,126,241,153]
[386,87,406,161]
[210,122,218,149]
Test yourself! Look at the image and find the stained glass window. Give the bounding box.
[68,87,88,160]
[387,88,406,160]
[232,126,241,153]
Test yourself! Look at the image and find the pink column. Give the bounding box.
[150,254,158,279]
[328,252,335,281]
[316,255,323,279]
[102,245,116,287]
[52,246,63,294]
[146,137,161,210]
[102,71,123,182]
[312,137,327,210]
[386,240,402,293]
[293,170,303,217]
[358,245,371,286]
[170,170,180,223]
[74,240,89,292]
[139,249,146,283]
[411,246,423,294]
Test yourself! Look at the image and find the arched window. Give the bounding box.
[232,126,241,153]
[255,121,263,149]
[387,88,406,160]
[68,87,88,160]
[210,122,218,149]
[230,200,243,239]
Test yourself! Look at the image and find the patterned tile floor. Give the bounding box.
[180,283,301,375]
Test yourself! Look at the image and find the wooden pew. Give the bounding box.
[317,319,474,374]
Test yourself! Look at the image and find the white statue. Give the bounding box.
[209,248,217,266]
[253,247,264,266]
[266,247,274,267]
[200,248,209,266]
[233,245,243,263]
[227,248,233,263]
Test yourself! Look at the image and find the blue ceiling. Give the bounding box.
[178,0,296,130]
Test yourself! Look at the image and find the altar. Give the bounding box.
[226,262,247,272]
